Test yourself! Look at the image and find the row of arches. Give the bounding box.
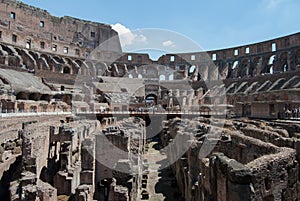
[1,42,300,80]
[226,49,300,78]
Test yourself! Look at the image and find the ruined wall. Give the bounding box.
[95,117,146,201]
[1,0,299,83]
[0,0,121,58]
[161,117,300,201]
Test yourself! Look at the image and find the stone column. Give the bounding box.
[288,50,295,71]
[80,139,95,186]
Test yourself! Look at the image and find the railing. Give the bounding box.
[0,110,229,118]
[0,111,72,118]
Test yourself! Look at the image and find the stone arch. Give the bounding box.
[281,76,300,89]
[95,62,109,76]
[159,74,166,80]
[78,61,88,76]
[188,65,196,75]
[13,47,23,67]
[295,49,300,67]
[198,64,209,81]
[40,54,49,62]
[238,58,250,77]
[118,64,127,77]
[16,92,29,100]
[65,57,79,75]
[85,61,96,77]
[251,56,263,76]
[37,57,50,70]
[49,56,62,73]
[17,49,36,70]
[208,63,218,80]
[278,51,288,72]
[0,44,13,55]
[262,54,275,74]
[53,56,64,64]
[217,62,228,79]
[269,78,286,91]
[40,94,52,101]
[40,54,53,72]
[256,80,272,93]
[62,65,72,74]
[126,65,137,78]
[7,56,21,67]
[29,93,41,101]
[75,59,83,67]
[145,93,158,106]
[28,51,38,61]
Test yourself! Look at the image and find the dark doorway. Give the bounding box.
[146,94,157,106]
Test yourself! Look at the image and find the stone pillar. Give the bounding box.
[80,139,95,186]
[288,50,295,71]
[187,89,194,107]
[210,153,254,201]
[273,54,280,73]
[175,89,180,97]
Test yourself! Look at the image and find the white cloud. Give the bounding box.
[162,40,175,47]
[111,23,147,47]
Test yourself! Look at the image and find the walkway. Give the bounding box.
[143,141,184,201]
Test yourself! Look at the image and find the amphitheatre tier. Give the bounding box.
[0,1,300,201]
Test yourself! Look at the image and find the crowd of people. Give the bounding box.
[282,105,300,119]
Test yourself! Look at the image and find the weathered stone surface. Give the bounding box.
[0,0,299,200]
[214,153,252,184]
[227,181,255,201]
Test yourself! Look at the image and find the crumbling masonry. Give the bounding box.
[0,0,299,200]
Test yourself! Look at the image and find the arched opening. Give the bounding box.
[95,62,107,77]
[189,65,196,75]
[86,62,96,77]
[279,52,288,72]
[159,74,166,80]
[63,66,71,74]
[251,57,262,76]
[37,58,49,70]
[169,74,174,80]
[146,94,157,106]
[270,66,274,74]
[238,59,250,77]
[128,74,133,78]
[53,56,63,64]
[296,49,300,66]
[26,39,31,49]
[16,92,28,100]
[40,94,51,101]
[138,74,143,79]
[232,61,239,70]
[268,55,275,65]
[75,60,83,66]
[29,93,40,101]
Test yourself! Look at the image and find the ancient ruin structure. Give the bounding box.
[0,0,299,200]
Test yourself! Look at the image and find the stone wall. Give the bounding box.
[0,0,121,58]
[161,117,300,201]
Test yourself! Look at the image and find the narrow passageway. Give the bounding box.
[143,139,184,201]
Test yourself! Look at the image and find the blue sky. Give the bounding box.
[21,0,300,53]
